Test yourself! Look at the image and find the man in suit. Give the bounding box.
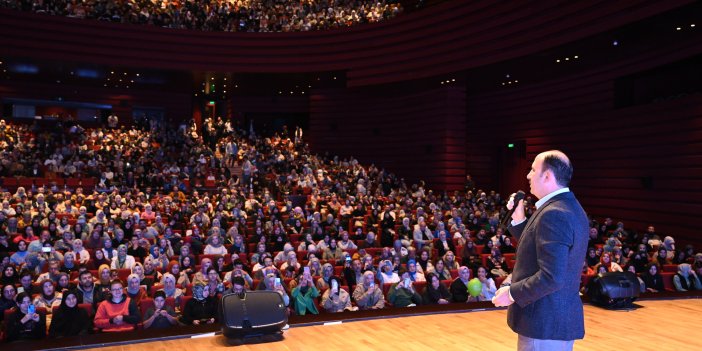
[492,150,588,351]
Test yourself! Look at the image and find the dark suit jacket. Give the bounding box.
[507,191,588,340]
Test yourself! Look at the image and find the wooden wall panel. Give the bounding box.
[466,37,702,244]
[309,86,466,190]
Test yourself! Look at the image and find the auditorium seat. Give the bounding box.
[662,272,675,292]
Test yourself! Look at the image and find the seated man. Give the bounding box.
[387,270,423,307]
[94,279,141,332]
[352,271,385,310]
[143,290,179,329]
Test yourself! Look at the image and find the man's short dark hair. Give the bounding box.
[542,154,573,187]
[231,276,245,286]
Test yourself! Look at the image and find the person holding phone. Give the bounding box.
[321,276,356,313]
[388,270,422,307]
[258,273,290,307]
[6,292,46,341]
[352,271,385,310]
[291,267,320,315]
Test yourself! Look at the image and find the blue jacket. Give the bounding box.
[507,191,588,340]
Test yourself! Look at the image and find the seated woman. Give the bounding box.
[352,271,385,310]
[0,284,18,323]
[257,272,291,308]
[316,262,335,290]
[674,263,702,291]
[131,262,155,292]
[5,292,46,342]
[422,272,452,305]
[321,276,355,313]
[94,279,141,332]
[33,279,62,325]
[450,266,476,303]
[159,273,185,307]
[180,281,218,325]
[290,270,320,316]
[125,274,148,306]
[203,234,228,255]
[428,259,452,281]
[48,289,92,338]
[377,260,400,285]
[111,244,136,270]
[594,252,623,273]
[387,270,423,307]
[143,290,180,329]
[475,266,497,301]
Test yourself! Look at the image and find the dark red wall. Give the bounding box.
[309,86,466,190]
[466,33,702,243]
[0,1,689,87]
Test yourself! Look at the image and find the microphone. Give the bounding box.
[501,190,526,228]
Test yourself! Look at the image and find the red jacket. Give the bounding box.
[94,296,140,332]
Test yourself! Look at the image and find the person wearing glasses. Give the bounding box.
[94,279,141,332]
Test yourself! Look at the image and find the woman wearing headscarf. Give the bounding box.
[321,276,355,313]
[1,265,19,286]
[316,262,335,290]
[377,260,400,285]
[48,288,91,338]
[131,262,154,292]
[159,273,185,307]
[111,244,136,270]
[290,270,319,316]
[6,292,46,341]
[673,263,702,291]
[422,272,452,305]
[180,280,218,325]
[125,273,147,306]
[146,246,169,273]
[0,284,18,323]
[33,279,62,325]
[204,234,228,255]
[56,273,73,291]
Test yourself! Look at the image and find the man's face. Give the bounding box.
[527,154,548,199]
[21,275,32,286]
[43,282,55,296]
[154,296,165,310]
[80,273,94,288]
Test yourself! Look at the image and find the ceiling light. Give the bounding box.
[565,57,570,61]
[556,59,560,63]
[676,27,682,31]
[111,71,114,74]
[514,80,518,83]
[691,24,696,28]
[451,79,455,82]
[136,73,140,77]
[211,77,214,80]
[441,81,444,85]
[574,55,579,59]
[612,40,618,46]
[502,83,505,86]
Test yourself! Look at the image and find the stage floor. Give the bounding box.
[87,299,702,351]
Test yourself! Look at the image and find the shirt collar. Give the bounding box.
[535,187,570,209]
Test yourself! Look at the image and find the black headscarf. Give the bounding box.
[49,288,90,338]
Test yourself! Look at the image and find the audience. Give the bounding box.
[0,0,404,33]
[0,116,699,344]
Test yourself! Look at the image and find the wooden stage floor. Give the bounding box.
[88,299,702,351]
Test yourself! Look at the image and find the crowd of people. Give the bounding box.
[0,0,405,32]
[0,115,700,342]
